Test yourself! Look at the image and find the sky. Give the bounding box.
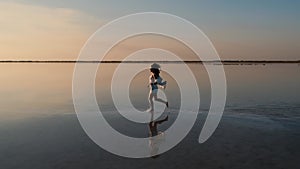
[1,0,300,60]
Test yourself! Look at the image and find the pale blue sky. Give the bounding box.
[2,0,300,60]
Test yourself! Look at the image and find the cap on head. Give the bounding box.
[150,63,161,70]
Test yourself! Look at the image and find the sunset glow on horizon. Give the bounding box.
[1,0,299,60]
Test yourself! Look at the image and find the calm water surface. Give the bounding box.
[0,63,299,169]
[0,63,299,120]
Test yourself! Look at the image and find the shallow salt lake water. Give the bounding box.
[0,63,299,120]
[0,63,299,168]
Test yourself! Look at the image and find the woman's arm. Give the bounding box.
[156,77,167,86]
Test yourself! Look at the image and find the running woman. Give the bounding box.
[147,63,168,112]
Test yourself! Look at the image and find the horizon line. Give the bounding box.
[0,60,300,64]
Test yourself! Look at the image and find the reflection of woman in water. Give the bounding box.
[149,112,169,158]
[147,63,168,112]
[149,115,169,137]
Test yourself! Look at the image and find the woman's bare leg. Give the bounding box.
[153,93,168,107]
[148,92,154,111]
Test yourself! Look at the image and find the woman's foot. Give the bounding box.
[146,108,154,112]
[166,102,169,108]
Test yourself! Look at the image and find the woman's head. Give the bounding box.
[150,63,161,77]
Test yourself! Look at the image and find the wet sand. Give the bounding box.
[0,111,299,169]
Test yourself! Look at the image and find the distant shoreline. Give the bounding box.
[0,60,300,64]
